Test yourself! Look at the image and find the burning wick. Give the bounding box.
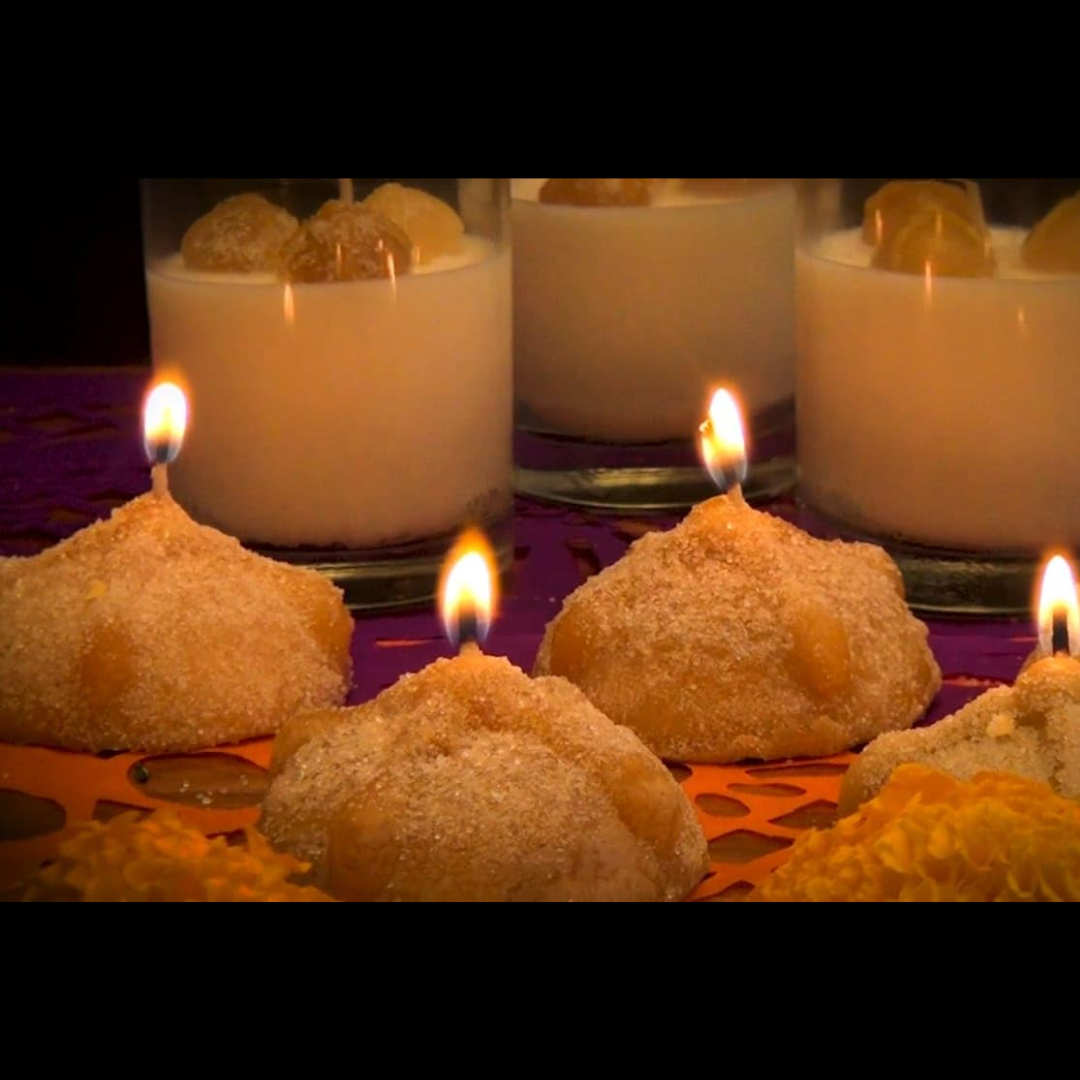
[1052,609,1069,657]
[439,529,498,655]
[143,381,188,499]
[1037,553,1079,659]
[455,599,481,651]
[699,388,749,504]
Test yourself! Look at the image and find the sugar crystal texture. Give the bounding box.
[279,202,414,283]
[360,183,464,264]
[181,194,299,272]
[261,651,708,901]
[534,494,941,763]
[840,653,1080,815]
[0,493,352,752]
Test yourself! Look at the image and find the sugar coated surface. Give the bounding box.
[0,493,351,752]
[840,655,1080,814]
[535,495,941,762]
[261,652,708,902]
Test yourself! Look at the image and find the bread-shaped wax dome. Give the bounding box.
[535,494,941,763]
[0,493,352,752]
[261,649,708,902]
[840,652,1080,816]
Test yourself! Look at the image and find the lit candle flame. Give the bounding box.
[699,388,748,493]
[143,381,188,466]
[439,528,498,649]
[1037,553,1080,658]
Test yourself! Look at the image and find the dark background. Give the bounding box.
[1,179,149,367]
[0,179,1075,369]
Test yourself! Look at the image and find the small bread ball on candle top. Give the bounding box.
[535,389,941,763]
[841,552,1080,814]
[261,530,708,902]
[180,193,299,273]
[0,380,352,753]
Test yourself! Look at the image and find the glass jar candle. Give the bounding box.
[141,178,512,608]
[511,178,796,509]
[797,178,1080,613]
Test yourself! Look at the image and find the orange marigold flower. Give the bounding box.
[751,764,1080,902]
[20,810,334,902]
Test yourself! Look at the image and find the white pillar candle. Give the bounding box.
[511,179,795,443]
[798,227,1080,551]
[146,238,511,548]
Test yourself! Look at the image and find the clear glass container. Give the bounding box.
[797,178,1080,613]
[141,178,512,609]
[511,178,796,510]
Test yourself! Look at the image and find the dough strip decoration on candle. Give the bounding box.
[260,528,708,902]
[535,386,940,763]
[841,550,1080,814]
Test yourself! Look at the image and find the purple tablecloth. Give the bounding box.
[0,368,1033,719]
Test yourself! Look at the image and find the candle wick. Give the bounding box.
[455,605,479,651]
[704,458,748,503]
[339,178,354,205]
[151,463,169,499]
[1051,608,1069,657]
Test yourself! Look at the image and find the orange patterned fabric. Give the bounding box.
[0,737,850,898]
[0,741,270,894]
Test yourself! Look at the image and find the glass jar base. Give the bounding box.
[890,548,1037,617]
[797,506,1040,616]
[515,459,795,511]
[249,519,513,612]
[514,401,795,511]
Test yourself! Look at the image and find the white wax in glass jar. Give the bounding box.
[798,227,1080,552]
[146,237,511,548]
[511,179,795,443]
